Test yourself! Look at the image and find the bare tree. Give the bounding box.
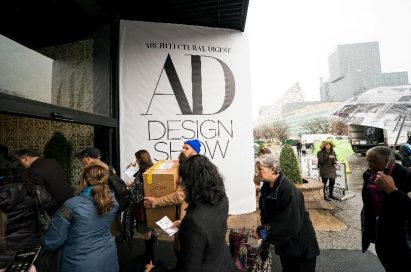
[255,125,276,140]
[273,122,289,141]
[301,118,329,134]
[328,117,349,135]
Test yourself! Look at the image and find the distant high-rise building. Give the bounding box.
[321,41,409,101]
[282,82,305,104]
[256,82,305,125]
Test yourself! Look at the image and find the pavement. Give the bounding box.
[118,151,386,271]
[118,191,385,272]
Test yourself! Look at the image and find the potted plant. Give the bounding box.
[279,144,303,184]
[279,144,326,207]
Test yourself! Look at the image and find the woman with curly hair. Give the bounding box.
[43,164,119,272]
[176,155,235,271]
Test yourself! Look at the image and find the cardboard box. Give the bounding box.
[143,160,179,229]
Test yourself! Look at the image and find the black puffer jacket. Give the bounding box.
[0,158,41,268]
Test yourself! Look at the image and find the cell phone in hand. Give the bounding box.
[5,247,41,272]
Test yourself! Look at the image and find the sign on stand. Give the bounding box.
[301,155,348,192]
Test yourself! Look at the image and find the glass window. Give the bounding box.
[0,24,112,117]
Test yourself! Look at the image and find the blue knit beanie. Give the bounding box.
[184,139,201,154]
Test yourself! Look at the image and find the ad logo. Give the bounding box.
[143,54,235,115]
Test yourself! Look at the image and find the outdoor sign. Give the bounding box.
[119,20,255,214]
[301,155,348,191]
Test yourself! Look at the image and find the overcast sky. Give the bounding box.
[245,0,411,120]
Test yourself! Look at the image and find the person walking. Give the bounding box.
[317,141,339,201]
[254,154,320,272]
[399,136,411,168]
[43,164,119,272]
[361,146,411,272]
[296,141,303,157]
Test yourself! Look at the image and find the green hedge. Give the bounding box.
[279,144,303,184]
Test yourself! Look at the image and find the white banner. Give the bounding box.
[119,21,256,214]
[301,155,347,190]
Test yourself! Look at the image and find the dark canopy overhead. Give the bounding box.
[0,0,249,49]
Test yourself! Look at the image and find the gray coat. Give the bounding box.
[317,149,337,179]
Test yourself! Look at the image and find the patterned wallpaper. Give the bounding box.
[39,40,94,113]
[0,113,94,188]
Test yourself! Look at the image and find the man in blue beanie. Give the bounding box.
[182,139,201,158]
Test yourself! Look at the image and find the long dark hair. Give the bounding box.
[135,150,153,170]
[179,155,226,206]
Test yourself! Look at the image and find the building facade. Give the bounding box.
[321,41,409,101]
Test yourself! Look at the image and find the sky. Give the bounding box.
[245,0,411,120]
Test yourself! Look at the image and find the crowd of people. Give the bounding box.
[1,136,411,272]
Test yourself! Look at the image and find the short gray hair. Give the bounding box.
[367,146,395,163]
[255,154,281,174]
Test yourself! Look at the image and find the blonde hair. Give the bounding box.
[80,164,114,215]
[320,140,335,149]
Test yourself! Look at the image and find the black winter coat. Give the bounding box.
[29,158,73,213]
[361,163,411,271]
[177,196,235,272]
[0,181,40,268]
[259,174,320,259]
[317,149,337,179]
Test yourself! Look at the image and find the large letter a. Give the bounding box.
[144,54,192,115]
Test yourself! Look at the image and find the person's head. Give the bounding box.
[258,147,271,156]
[182,139,201,158]
[80,164,114,215]
[320,141,334,151]
[366,146,395,173]
[14,148,40,169]
[178,155,226,205]
[255,154,281,182]
[78,147,102,166]
[0,156,30,187]
[407,136,411,144]
[135,150,153,168]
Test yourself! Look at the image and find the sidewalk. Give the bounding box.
[118,190,384,271]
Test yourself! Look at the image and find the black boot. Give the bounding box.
[142,231,158,265]
[328,179,339,200]
[323,184,331,201]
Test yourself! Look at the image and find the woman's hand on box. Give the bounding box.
[144,197,155,208]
